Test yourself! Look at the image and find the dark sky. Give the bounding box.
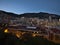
[0,0,60,15]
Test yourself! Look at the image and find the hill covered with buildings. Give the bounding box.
[0,10,60,44]
[0,10,60,24]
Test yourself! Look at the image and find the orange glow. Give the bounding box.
[16,33,21,38]
[32,34,36,37]
[4,29,9,33]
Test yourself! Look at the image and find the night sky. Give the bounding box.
[0,0,60,15]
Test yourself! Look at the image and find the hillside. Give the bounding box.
[0,10,60,19]
[20,12,60,19]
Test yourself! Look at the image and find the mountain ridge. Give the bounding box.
[0,10,60,19]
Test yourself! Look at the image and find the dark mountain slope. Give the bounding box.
[19,12,60,19]
[0,10,60,19]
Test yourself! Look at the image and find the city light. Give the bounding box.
[16,34,20,38]
[32,34,36,37]
[4,29,9,33]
